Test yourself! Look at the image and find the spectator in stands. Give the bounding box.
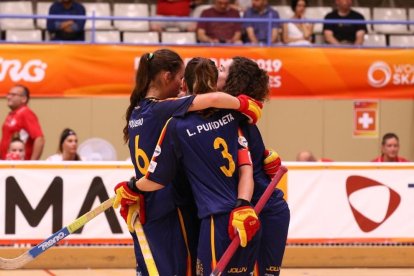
[0,85,45,160]
[46,128,82,161]
[47,0,86,41]
[5,138,25,161]
[151,0,196,32]
[323,0,367,45]
[282,0,313,45]
[243,0,281,44]
[197,0,242,44]
[296,150,333,162]
[371,132,408,162]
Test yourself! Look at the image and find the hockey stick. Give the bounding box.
[210,165,288,276]
[0,196,115,270]
[134,219,159,276]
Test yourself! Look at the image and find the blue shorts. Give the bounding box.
[131,209,190,276]
[256,197,290,276]
[197,213,261,275]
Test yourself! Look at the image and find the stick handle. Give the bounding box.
[210,166,288,276]
[134,219,159,276]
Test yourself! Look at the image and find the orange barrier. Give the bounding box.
[0,45,413,98]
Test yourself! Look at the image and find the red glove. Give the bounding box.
[237,94,263,124]
[113,179,146,232]
[228,199,260,247]
[263,149,281,179]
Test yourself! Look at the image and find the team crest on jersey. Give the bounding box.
[238,136,248,149]
[153,145,161,157]
[148,160,157,173]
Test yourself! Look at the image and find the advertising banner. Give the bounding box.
[1,162,414,245]
[0,162,135,245]
[286,162,414,243]
[0,45,413,98]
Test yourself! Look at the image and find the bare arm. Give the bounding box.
[271,28,279,43]
[136,177,164,192]
[197,28,218,43]
[301,23,313,40]
[237,164,254,202]
[229,31,242,43]
[323,30,340,45]
[354,30,365,45]
[31,136,44,160]
[246,27,259,44]
[187,92,240,112]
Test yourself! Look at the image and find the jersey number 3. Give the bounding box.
[214,137,235,177]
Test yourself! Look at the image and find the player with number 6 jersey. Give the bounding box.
[135,58,262,275]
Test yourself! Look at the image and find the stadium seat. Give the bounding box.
[409,8,414,32]
[272,6,293,19]
[389,35,414,46]
[372,8,408,33]
[36,2,52,30]
[305,7,333,33]
[84,3,112,30]
[113,4,149,31]
[0,1,34,30]
[150,4,157,17]
[5,29,42,42]
[353,7,372,32]
[85,30,120,43]
[363,33,387,46]
[123,32,159,44]
[161,32,196,44]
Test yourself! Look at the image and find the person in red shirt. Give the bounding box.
[371,133,409,162]
[0,85,45,160]
[197,0,242,43]
[151,0,195,32]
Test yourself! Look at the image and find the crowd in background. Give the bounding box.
[47,0,369,45]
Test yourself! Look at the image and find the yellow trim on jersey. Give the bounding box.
[210,216,217,270]
[145,117,173,179]
[177,208,192,276]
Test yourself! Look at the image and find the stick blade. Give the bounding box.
[0,253,32,270]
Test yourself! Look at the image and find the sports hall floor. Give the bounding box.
[1,269,414,275]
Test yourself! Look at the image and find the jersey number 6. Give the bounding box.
[135,135,150,175]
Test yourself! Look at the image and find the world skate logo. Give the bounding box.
[0,58,47,82]
[346,176,400,232]
[368,61,414,88]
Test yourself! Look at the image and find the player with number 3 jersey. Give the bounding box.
[113,49,264,275]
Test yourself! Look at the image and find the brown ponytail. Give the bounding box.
[184,57,218,95]
[123,49,183,143]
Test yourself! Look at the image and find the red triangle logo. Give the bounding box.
[346,176,401,232]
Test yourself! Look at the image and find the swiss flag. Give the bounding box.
[355,110,376,131]
[346,176,401,232]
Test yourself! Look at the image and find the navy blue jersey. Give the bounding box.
[146,110,246,219]
[128,96,195,220]
[239,123,286,210]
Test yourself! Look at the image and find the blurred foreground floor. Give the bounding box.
[1,269,414,276]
